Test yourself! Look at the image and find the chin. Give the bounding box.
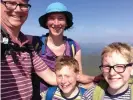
[109,83,124,90]
[60,87,73,94]
[9,18,26,27]
[10,22,24,27]
[62,89,72,94]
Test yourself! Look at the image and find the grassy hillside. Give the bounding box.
[82,54,101,76]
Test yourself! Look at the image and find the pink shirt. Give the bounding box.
[1,32,48,100]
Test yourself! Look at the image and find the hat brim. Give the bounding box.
[39,11,73,29]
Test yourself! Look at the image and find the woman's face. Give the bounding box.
[46,13,67,36]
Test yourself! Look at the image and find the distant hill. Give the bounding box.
[79,43,104,75]
[80,43,105,55]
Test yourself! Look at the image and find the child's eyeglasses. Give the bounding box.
[99,63,133,73]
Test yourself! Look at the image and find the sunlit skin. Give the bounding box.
[1,0,29,29]
[102,52,133,95]
[55,66,79,98]
[46,13,67,37]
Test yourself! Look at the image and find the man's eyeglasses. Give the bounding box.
[1,1,31,11]
[99,63,133,73]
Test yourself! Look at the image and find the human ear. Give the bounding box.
[76,73,80,81]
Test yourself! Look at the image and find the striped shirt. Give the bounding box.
[42,87,83,100]
[1,31,48,100]
[82,85,131,100]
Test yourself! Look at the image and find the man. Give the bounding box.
[1,0,57,99]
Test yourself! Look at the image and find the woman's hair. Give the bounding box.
[101,42,133,63]
[55,56,79,73]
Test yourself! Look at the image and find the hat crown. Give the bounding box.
[46,2,68,13]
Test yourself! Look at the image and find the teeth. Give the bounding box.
[52,24,54,28]
[62,85,67,88]
[11,16,21,20]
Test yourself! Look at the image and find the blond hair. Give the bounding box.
[55,56,79,73]
[101,42,133,63]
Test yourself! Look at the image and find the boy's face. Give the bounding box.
[55,66,78,95]
[102,52,133,91]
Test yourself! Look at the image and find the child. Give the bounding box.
[44,56,87,100]
[82,42,133,100]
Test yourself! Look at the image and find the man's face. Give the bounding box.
[1,0,30,27]
[56,66,78,95]
[102,52,133,91]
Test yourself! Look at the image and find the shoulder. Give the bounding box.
[82,86,96,100]
[66,37,79,45]
[65,37,81,51]
[53,87,64,99]
[25,34,41,44]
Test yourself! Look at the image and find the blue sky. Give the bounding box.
[22,0,133,44]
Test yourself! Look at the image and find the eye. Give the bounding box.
[57,75,62,78]
[58,16,65,20]
[102,65,110,68]
[116,65,125,68]
[65,75,70,78]
[6,1,17,6]
[48,16,55,20]
[19,4,30,8]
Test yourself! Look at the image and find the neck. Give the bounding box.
[107,82,129,95]
[1,22,21,38]
[63,86,79,98]
[48,33,64,46]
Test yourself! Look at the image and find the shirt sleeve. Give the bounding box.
[73,40,81,52]
[32,51,48,72]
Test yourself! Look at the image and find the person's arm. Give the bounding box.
[77,73,104,84]
[36,68,57,85]
[32,52,57,85]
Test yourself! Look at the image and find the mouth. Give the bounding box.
[61,84,70,89]
[51,25,64,31]
[53,27,62,31]
[11,15,23,20]
[108,77,121,82]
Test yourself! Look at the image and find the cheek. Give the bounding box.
[22,12,29,17]
[69,77,77,83]
[46,20,53,26]
[56,78,62,84]
[103,73,109,80]
[123,68,132,78]
[61,21,67,27]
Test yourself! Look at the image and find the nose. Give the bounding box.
[109,68,117,75]
[61,76,67,84]
[14,5,22,11]
[54,19,60,26]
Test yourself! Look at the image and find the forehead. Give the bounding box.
[3,0,29,3]
[48,13,66,17]
[56,66,75,74]
[103,52,127,65]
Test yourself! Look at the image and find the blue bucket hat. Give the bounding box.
[39,2,73,29]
